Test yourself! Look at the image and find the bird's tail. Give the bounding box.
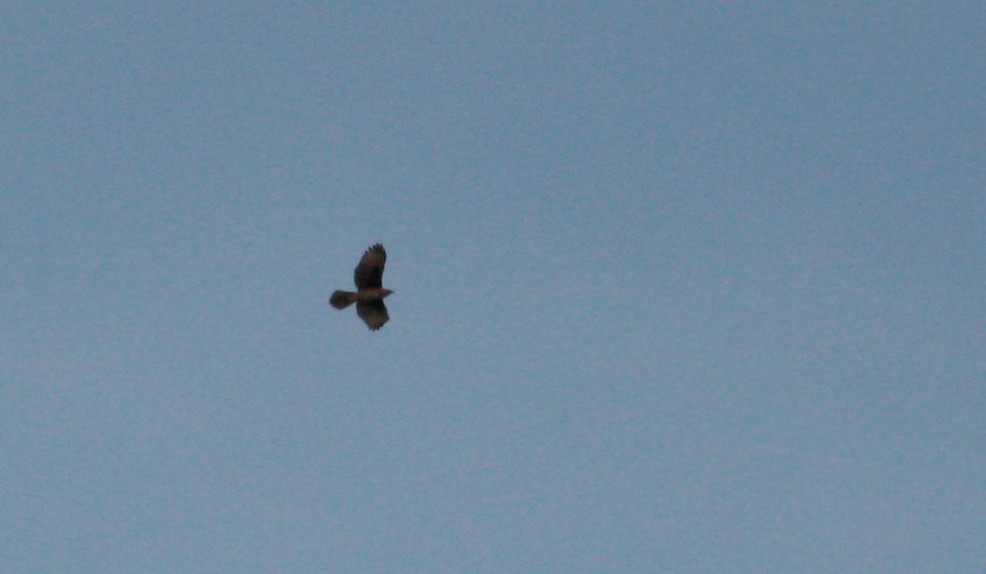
[329,290,358,309]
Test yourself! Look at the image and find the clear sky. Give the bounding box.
[2,2,983,572]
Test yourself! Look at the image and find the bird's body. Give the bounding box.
[329,287,393,307]
[329,244,393,330]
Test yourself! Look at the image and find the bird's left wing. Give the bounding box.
[356,300,389,330]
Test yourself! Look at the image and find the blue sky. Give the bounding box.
[2,2,983,572]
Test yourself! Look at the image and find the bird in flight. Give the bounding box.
[329,243,394,330]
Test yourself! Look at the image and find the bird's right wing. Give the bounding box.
[354,244,387,290]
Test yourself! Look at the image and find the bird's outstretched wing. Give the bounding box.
[354,244,386,290]
[357,300,389,330]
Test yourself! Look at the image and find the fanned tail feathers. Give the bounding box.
[329,290,357,309]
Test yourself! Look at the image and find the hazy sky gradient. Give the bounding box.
[2,2,983,572]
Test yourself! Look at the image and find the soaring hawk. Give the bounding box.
[329,243,394,330]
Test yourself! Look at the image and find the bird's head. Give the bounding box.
[380,289,394,298]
